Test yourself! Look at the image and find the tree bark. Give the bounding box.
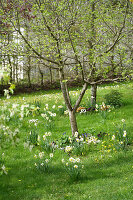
[12,56,16,82]
[27,69,31,88]
[8,55,12,83]
[59,68,78,135]
[41,73,43,86]
[38,65,44,86]
[16,57,19,83]
[49,67,53,85]
[88,2,97,108]
[73,82,88,112]
[69,110,78,136]
[59,68,72,111]
[27,57,31,87]
[91,84,97,107]
[111,47,115,73]
[59,67,89,135]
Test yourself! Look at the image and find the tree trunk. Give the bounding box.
[8,55,12,83]
[49,67,53,85]
[59,68,72,110]
[27,57,31,87]
[59,68,78,135]
[111,47,115,73]
[27,69,31,88]
[59,68,88,136]
[12,56,15,82]
[69,110,78,136]
[91,84,97,107]
[38,65,44,86]
[75,66,78,77]
[40,73,43,86]
[16,62,18,83]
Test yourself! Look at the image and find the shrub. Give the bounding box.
[104,90,123,108]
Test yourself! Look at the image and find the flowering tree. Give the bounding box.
[0,0,132,135]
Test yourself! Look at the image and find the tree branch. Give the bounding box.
[73,82,88,112]
[105,2,129,53]
[59,68,72,111]
[35,0,58,41]
[0,0,60,66]
[67,29,85,81]
[98,0,129,57]
[85,77,127,85]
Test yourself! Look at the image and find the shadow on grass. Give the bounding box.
[83,151,133,181]
[0,151,132,200]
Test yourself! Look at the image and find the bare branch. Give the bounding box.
[85,77,127,85]
[97,0,129,58]
[104,1,129,54]
[35,0,58,41]
[67,29,85,81]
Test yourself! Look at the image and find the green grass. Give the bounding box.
[0,81,133,200]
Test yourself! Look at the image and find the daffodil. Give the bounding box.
[123,130,127,137]
[50,153,53,158]
[74,131,78,137]
[75,158,80,163]
[112,135,115,140]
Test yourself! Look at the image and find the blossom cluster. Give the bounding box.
[59,131,101,156]
[62,156,84,180]
[65,146,73,153]
[99,122,128,153]
[41,105,56,123]
[0,101,40,123]
[43,132,51,140]
[34,152,54,171]
[86,135,100,145]
[0,125,20,149]
[0,153,8,175]
[95,102,111,112]
[29,119,38,126]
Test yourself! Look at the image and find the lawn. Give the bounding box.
[0,81,133,200]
